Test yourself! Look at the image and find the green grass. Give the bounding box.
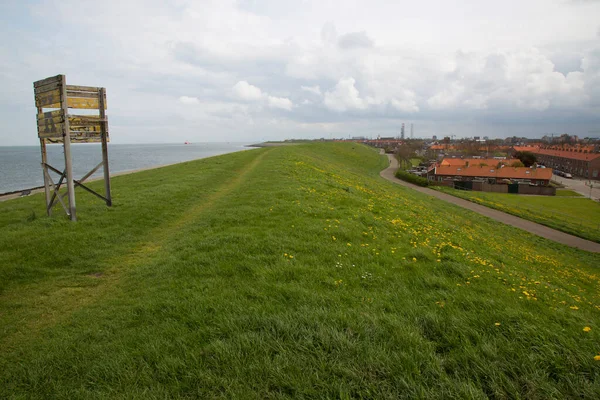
[433,186,600,243]
[1,143,600,398]
[556,189,583,197]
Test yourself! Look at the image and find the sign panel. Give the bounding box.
[37,110,65,138]
[35,89,62,108]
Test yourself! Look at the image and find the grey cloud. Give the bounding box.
[337,32,374,50]
[321,22,338,44]
[566,0,600,4]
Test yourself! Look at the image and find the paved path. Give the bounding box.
[380,153,600,253]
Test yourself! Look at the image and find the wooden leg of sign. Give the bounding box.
[60,75,77,221]
[99,88,112,206]
[39,138,52,216]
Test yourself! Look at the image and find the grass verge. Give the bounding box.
[1,143,599,398]
[433,185,600,243]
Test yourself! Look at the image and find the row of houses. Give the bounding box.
[425,157,554,195]
[428,164,553,186]
[509,146,600,180]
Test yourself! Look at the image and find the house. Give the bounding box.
[439,158,518,167]
[428,165,553,186]
[508,145,600,179]
[529,149,600,179]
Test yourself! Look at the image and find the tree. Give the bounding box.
[514,151,536,167]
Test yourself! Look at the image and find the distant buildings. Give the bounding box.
[509,145,600,180]
[428,165,553,187]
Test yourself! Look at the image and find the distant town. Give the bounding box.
[274,132,600,196]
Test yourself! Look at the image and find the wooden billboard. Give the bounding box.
[33,74,112,221]
[34,79,109,143]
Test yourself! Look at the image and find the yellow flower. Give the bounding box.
[570,306,579,310]
[412,257,417,262]
[495,322,501,326]
[289,255,294,259]
[583,326,592,332]
[595,355,600,361]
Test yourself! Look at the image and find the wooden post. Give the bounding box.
[36,93,53,216]
[60,75,77,221]
[39,138,52,216]
[98,88,112,206]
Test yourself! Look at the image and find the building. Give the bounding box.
[531,149,600,179]
[438,158,517,167]
[509,146,600,179]
[428,165,553,186]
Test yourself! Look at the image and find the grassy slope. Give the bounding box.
[433,186,600,243]
[556,189,583,197]
[1,143,599,398]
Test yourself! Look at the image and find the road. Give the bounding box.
[552,174,600,200]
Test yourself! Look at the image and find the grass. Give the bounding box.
[433,186,600,243]
[1,143,600,398]
[556,189,583,197]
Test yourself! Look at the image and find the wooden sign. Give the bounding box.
[33,74,112,221]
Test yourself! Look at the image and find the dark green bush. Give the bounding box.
[395,170,429,187]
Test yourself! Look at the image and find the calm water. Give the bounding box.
[0,143,252,193]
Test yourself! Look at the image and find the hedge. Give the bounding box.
[395,170,429,187]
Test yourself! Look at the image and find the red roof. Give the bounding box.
[532,148,600,162]
[440,158,517,167]
[512,146,540,152]
[433,165,553,180]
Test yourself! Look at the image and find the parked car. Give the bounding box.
[564,173,573,179]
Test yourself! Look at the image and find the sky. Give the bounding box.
[1,0,599,145]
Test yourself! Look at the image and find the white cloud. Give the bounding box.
[1,0,600,145]
[301,85,322,96]
[268,95,293,110]
[324,77,368,112]
[179,96,199,105]
[390,91,419,113]
[338,31,374,50]
[232,80,264,101]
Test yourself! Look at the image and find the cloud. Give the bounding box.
[321,22,337,44]
[301,85,322,96]
[337,31,374,49]
[324,77,368,112]
[390,91,419,113]
[231,80,293,110]
[179,96,200,105]
[232,81,264,101]
[268,95,293,110]
[1,0,600,146]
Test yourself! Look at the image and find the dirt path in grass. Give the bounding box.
[380,153,600,253]
[0,148,272,348]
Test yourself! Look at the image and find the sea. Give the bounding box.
[0,142,252,194]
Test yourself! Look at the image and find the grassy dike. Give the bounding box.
[1,143,599,398]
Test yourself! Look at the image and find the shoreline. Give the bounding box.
[0,149,256,203]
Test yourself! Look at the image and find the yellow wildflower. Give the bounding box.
[595,355,600,361]
[583,326,592,332]
[494,322,501,326]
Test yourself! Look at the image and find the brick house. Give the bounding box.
[530,149,600,180]
[427,165,553,186]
